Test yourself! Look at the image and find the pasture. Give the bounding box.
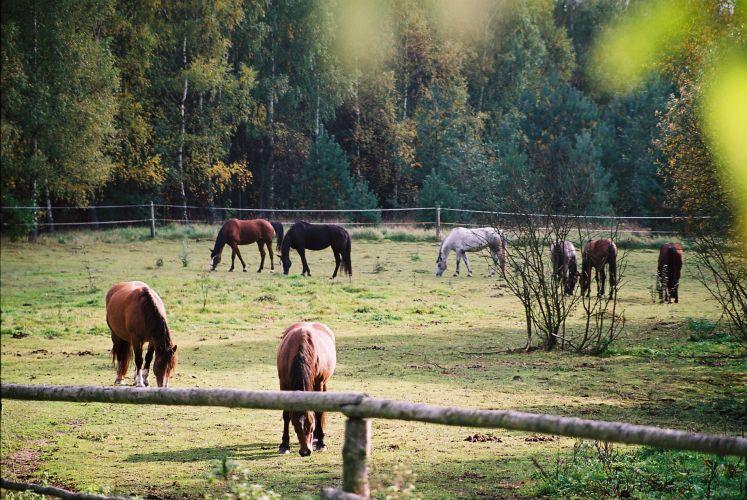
[0,226,744,498]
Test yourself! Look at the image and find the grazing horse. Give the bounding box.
[280,221,352,278]
[276,322,336,457]
[580,238,618,299]
[550,240,578,295]
[209,218,276,272]
[106,281,177,387]
[658,242,683,303]
[435,227,508,277]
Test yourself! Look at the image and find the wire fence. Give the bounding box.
[0,202,703,238]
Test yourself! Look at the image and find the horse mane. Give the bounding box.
[212,224,227,256]
[290,331,316,392]
[140,289,177,375]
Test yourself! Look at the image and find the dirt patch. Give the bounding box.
[458,472,486,481]
[1,440,47,480]
[524,435,557,442]
[11,332,29,339]
[465,433,502,443]
[29,349,49,355]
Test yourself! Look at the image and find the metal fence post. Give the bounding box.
[435,206,441,240]
[150,201,156,238]
[342,417,371,498]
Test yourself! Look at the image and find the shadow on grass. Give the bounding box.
[125,442,281,463]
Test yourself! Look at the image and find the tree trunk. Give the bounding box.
[89,205,99,230]
[354,80,361,176]
[178,32,189,223]
[44,187,53,233]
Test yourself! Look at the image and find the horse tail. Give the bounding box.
[342,232,353,276]
[272,221,284,253]
[290,331,315,392]
[111,330,131,380]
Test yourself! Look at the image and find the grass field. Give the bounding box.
[1,226,744,498]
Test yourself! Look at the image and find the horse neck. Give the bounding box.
[213,228,227,255]
[439,238,452,261]
[281,228,293,256]
[141,290,171,349]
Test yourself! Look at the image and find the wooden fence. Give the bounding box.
[2,383,746,499]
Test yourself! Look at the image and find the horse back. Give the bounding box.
[584,238,615,268]
[277,322,336,390]
[659,243,683,272]
[106,281,165,342]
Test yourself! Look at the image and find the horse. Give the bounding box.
[209,218,276,272]
[550,240,578,295]
[280,221,352,278]
[658,242,683,303]
[580,238,618,299]
[105,281,178,388]
[276,322,336,457]
[435,227,508,277]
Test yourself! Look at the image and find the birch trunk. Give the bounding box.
[178,33,189,223]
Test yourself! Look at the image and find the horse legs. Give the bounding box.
[111,335,131,386]
[279,411,291,454]
[598,267,606,297]
[133,343,145,387]
[256,242,266,273]
[462,252,473,277]
[229,247,236,272]
[299,248,311,276]
[331,249,341,279]
[230,243,247,272]
[313,383,327,451]
[266,240,275,273]
[143,344,154,387]
[489,249,500,277]
[454,251,462,276]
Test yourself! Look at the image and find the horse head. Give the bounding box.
[290,410,315,457]
[153,344,177,387]
[209,247,220,270]
[281,254,292,275]
[435,252,447,276]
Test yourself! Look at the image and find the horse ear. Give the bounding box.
[171,345,177,353]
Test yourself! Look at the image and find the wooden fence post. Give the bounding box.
[435,206,441,240]
[342,417,371,498]
[150,201,156,238]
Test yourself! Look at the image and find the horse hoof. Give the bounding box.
[313,443,327,452]
[243,269,247,272]
[278,446,291,455]
[114,379,122,386]
[467,274,473,278]
[229,269,234,272]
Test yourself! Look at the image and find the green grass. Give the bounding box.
[1,227,744,498]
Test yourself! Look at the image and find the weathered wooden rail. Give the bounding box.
[2,383,746,498]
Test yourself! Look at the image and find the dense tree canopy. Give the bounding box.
[1,0,742,222]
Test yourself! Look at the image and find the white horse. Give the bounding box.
[549,240,578,295]
[435,227,508,277]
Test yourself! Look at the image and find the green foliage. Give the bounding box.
[347,178,381,223]
[531,441,745,499]
[293,132,353,209]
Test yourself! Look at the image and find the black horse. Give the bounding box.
[280,221,352,278]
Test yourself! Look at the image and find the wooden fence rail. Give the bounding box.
[2,383,746,498]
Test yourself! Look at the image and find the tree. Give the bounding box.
[1,0,118,220]
[292,132,353,210]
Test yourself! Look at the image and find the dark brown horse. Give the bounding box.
[276,322,336,457]
[106,281,177,387]
[550,240,578,295]
[658,242,683,303]
[280,221,352,278]
[580,238,618,299]
[209,219,277,272]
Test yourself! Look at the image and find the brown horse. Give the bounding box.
[580,238,618,299]
[276,322,336,457]
[209,218,277,272]
[658,242,683,303]
[106,281,177,387]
